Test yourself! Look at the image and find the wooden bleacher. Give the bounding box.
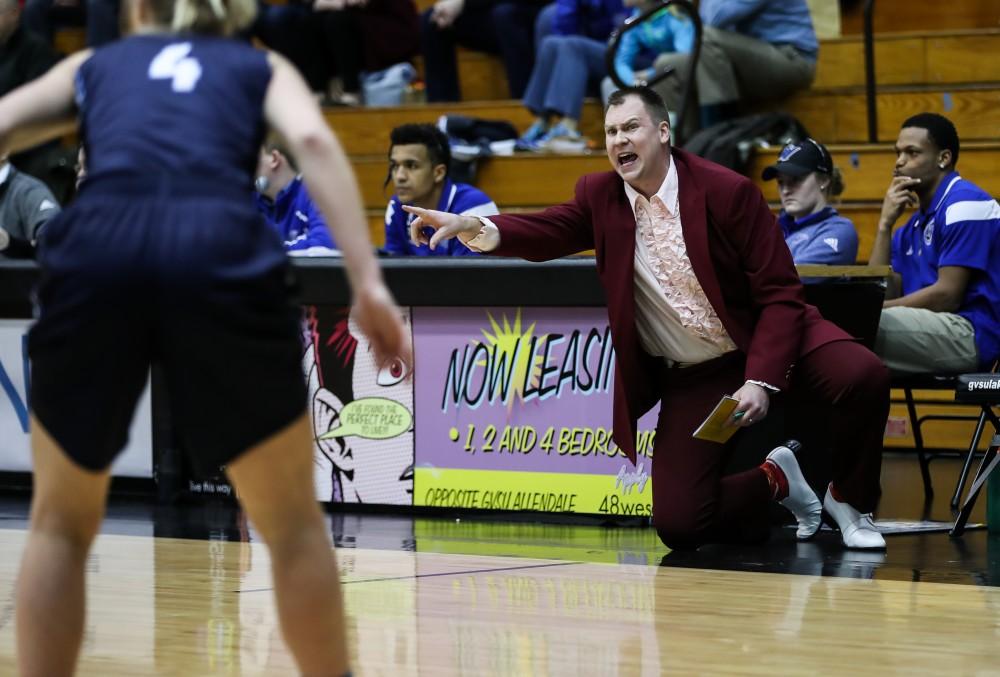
[838,0,1000,34]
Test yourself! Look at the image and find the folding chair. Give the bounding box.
[891,373,968,499]
[949,372,1000,537]
[950,360,1000,508]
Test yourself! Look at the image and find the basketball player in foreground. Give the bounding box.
[0,0,410,673]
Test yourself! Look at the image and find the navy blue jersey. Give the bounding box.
[76,34,271,188]
[29,34,310,473]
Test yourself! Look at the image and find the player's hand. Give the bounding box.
[879,176,921,229]
[402,205,481,250]
[352,283,412,374]
[727,382,770,428]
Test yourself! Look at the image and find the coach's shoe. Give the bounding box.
[823,485,886,550]
[766,441,822,540]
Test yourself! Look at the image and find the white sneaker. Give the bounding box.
[766,442,821,540]
[823,485,886,550]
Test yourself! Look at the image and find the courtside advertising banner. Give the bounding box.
[413,307,658,516]
[305,306,416,505]
[0,319,153,477]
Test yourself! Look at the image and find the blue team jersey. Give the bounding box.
[76,35,271,188]
[255,176,337,252]
[384,178,498,256]
[779,206,858,266]
[891,172,1000,367]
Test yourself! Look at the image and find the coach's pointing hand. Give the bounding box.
[403,205,482,251]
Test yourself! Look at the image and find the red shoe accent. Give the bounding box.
[760,460,789,501]
[829,482,846,503]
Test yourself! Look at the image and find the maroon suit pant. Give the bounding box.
[651,339,890,550]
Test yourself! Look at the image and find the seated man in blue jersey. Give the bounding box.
[870,113,1000,375]
[254,141,338,255]
[384,123,497,256]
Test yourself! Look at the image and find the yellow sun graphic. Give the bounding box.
[475,309,546,408]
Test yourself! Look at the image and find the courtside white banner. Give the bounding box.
[0,319,153,477]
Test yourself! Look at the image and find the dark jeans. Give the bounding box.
[22,0,120,48]
[420,1,543,101]
[254,2,364,93]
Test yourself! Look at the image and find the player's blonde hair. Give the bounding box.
[147,0,256,36]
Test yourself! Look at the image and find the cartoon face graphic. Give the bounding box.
[304,306,414,504]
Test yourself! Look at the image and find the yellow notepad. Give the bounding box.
[692,395,741,443]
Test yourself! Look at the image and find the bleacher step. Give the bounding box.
[351,141,1000,210]
[325,101,605,157]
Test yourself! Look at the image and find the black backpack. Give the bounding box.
[683,112,810,176]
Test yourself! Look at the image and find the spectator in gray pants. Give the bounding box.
[651,0,817,139]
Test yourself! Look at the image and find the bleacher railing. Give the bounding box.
[605,0,702,144]
[864,0,878,142]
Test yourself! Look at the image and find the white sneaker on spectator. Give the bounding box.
[823,485,886,550]
[766,442,821,540]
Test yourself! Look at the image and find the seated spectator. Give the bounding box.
[761,138,858,266]
[22,0,119,49]
[420,0,554,102]
[0,156,60,258]
[384,123,497,256]
[0,0,55,87]
[516,0,626,151]
[651,0,817,139]
[599,1,693,105]
[871,113,1000,375]
[1,0,63,189]
[255,0,419,104]
[254,143,338,254]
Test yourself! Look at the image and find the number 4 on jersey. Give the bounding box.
[149,43,202,93]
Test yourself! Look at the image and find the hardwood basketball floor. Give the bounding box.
[0,455,997,675]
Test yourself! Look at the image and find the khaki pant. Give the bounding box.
[874,306,980,376]
[651,26,816,137]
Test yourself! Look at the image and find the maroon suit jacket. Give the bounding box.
[491,147,852,463]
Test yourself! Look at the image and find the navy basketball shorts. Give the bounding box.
[28,185,308,475]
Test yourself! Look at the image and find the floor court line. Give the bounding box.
[235,559,585,594]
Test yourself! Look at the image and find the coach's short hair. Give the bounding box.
[605,86,671,126]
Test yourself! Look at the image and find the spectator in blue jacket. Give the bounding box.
[254,143,338,254]
[384,123,497,256]
[652,0,817,138]
[761,138,858,267]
